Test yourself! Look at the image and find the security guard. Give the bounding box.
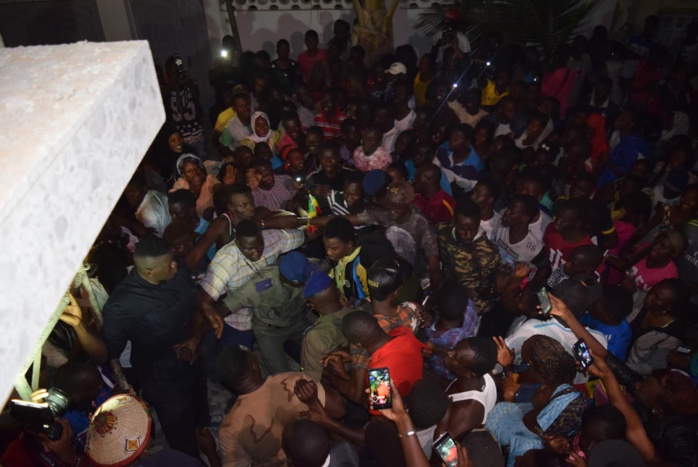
[222,251,317,374]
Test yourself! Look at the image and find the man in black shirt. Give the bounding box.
[101,236,211,460]
[307,141,354,196]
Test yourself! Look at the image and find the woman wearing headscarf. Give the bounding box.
[240,111,283,169]
[486,335,586,467]
[157,121,195,181]
[169,154,220,219]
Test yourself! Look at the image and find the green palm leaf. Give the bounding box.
[417,0,598,62]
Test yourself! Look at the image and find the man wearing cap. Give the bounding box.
[314,180,442,289]
[301,271,353,381]
[504,276,608,383]
[382,62,408,110]
[431,9,471,64]
[219,251,318,374]
[197,220,307,342]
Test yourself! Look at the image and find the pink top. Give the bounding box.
[629,257,678,291]
[541,67,575,117]
[170,174,220,218]
[297,49,328,84]
[607,221,636,286]
[353,146,392,172]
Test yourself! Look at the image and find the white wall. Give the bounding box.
[229,2,617,60]
[231,8,431,58]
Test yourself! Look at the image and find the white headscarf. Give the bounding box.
[175,153,205,177]
[249,111,272,143]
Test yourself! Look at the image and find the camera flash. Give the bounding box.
[452,82,458,88]
[221,50,229,58]
[486,61,491,67]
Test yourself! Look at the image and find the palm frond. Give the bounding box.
[417,0,598,61]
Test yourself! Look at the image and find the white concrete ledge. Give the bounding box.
[0,41,165,401]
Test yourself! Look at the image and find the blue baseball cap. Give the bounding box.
[279,251,318,284]
[303,271,334,298]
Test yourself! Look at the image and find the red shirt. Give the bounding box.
[297,49,328,84]
[314,111,347,139]
[414,190,456,225]
[368,326,426,409]
[543,223,593,271]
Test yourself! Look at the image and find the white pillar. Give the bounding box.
[0,41,165,403]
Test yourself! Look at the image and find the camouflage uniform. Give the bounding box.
[436,223,502,315]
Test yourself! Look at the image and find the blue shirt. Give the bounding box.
[579,313,632,362]
[195,218,216,261]
[405,159,452,195]
[435,142,484,180]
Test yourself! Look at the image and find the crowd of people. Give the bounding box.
[4,11,698,467]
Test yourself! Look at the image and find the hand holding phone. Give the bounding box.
[368,367,392,410]
[573,338,593,371]
[433,432,459,467]
[537,288,552,316]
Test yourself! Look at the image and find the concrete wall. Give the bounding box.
[228,8,431,57]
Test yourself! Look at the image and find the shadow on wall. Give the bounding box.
[233,8,433,59]
[235,10,355,57]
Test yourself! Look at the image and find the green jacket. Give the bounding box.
[301,307,353,381]
[222,264,307,328]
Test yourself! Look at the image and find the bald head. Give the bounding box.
[282,420,331,467]
[342,311,384,346]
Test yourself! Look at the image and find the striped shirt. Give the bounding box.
[314,111,347,139]
[201,229,304,331]
[200,229,304,301]
[252,175,297,210]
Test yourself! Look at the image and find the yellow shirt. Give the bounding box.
[481,79,509,107]
[214,107,236,133]
[414,73,432,107]
[329,246,368,300]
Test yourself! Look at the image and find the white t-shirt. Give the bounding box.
[495,226,544,266]
[505,318,608,384]
[494,123,512,137]
[480,211,502,242]
[529,211,552,242]
[645,185,680,208]
[382,127,398,153]
[394,110,416,133]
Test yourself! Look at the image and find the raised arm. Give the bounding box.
[59,294,108,364]
[185,217,226,270]
[376,380,431,467]
[587,352,659,464]
[548,293,608,360]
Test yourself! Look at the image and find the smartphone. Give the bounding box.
[677,346,693,355]
[367,367,392,410]
[537,288,552,316]
[573,339,593,370]
[433,432,459,467]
